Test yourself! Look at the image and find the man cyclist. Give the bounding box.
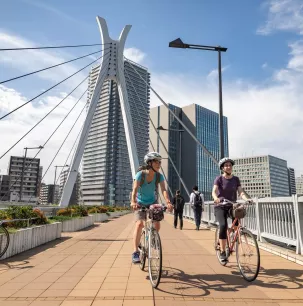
[212,157,252,262]
[131,152,173,264]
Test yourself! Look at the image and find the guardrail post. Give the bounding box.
[207,203,211,227]
[294,195,303,255]
[255,197,262,242]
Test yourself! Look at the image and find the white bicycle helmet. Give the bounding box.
[144,152,162,164]
[219,157,235,169]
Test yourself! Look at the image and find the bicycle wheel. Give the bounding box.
[138,230,146,270]
[0,225,10,258]
[236,228,260,282]
[214,227,228,266]
[148,229,162,288]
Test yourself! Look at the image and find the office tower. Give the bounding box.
[82,60,150,205]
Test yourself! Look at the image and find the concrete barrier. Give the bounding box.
[1,222,62,260]
[61,215,94,232]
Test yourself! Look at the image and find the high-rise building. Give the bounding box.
[8,156,41,202]
[232,155,290,198]
[150,103,229,201]
[0,175,10,201]
[39,183,60,205]
[82,60,150,206]
[59,169,81,206]
[288,167,296,195]
[296,175,303,195]
[37,166,43,200]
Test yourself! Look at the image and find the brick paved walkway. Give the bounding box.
[0,213,303,305]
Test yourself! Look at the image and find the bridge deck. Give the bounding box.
[0,214,303,306]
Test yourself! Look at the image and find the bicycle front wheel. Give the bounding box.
[236,228,260,282]
[0,225,10,258]
[148,229,162,288]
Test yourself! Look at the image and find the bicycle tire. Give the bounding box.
[139,230,146,271]
[148,229,162,288]
[236,228,260,282]
[0,225,10,258]
[214,227,228,266]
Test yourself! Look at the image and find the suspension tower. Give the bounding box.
[59,16,139,207]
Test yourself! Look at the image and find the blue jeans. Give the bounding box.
[193,207,202,228]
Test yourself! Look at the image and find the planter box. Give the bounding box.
[61,215,94,232]
[1,222,62,260]
[91,213,110,223]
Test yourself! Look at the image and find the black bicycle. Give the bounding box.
[0,221,10,258]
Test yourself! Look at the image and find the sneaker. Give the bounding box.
[132,251,140,264]
[219,251,227,262]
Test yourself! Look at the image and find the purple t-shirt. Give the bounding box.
[214,175,241,202]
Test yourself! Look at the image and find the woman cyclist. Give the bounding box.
[212,157,252,262]
[131,152,173,263]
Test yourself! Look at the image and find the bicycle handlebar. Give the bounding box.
[138,204,167,212]
[215,199,254,207]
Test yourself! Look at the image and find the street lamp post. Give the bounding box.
[157,126,184,191]
[169,38,227,159]
[53,165,69,204]
[20,145,44,202]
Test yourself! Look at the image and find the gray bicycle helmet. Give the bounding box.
[219,157,235,169]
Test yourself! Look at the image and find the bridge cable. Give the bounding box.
[28,96,89,203]
[122,62,185,197]
[0,48,109,85]
[0,50,110,121]
[55,120,85,186]
[0,43,110,52]
[123,63,174,198]
[125,57,218,166]
[0,75,89,160]
[1,88,88,201]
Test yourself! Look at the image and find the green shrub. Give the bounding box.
[72,205,88,217]
[32,208,48,225]
[88,207,98,214]
[57,208,75,217]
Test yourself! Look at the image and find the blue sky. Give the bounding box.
[1,0,303,183]
[0,0,295,80]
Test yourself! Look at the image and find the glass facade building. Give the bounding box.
[196,105,229,200]
[82,60,150,206]
[150,103,229,201]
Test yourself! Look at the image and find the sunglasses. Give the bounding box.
[152,160,162,164]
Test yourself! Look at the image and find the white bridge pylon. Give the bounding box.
[59,16,139,207]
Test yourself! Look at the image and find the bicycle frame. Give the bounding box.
[226,217,242,255]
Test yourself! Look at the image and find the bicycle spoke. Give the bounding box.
[148,230,162,287]
[236,228,260,281]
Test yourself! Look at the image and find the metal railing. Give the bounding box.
[183,195,303,255]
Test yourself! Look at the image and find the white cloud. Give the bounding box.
[257,0,303,35]
[124,47,146,65]
[206,65,229,85]
[0,84,87,184]
[150,69,303,176]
